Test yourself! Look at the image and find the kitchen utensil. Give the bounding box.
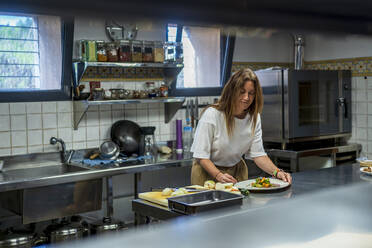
[140,126,156,156]
[99,141,120,160]
[190,99,194,128]
[168,190,243,215]
[194,97,199,127]
[44,218,89,244]
[111,120,142,156]
[0,231,44,248]
[185,100,190,125]
[176,120,183,153]
[90,217,127,234]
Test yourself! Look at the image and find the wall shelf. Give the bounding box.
[72,61,183,85]
[72,61,185,129]
[73,97,185,129]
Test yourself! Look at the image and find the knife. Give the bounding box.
[190,99,194,129]
[194,97,199,127]
[186,100,190,126]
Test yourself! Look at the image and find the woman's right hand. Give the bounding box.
[216,172,237,184]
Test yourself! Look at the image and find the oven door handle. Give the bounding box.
[343,99,348,119]
[336,97,347,119]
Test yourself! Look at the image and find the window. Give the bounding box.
[0,12,73,102]
[167,24,235,96]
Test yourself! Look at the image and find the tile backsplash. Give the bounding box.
[1,76,370,159]
[349,76,372,159]
[0,94,216,156]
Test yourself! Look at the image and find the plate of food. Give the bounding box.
[360,166,372,176]
[235,177,290,192]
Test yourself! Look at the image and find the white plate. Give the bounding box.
[235,178,290,192]
[360,167,372,176]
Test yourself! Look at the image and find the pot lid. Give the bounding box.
[0,233,34,246]
[51,224,83,236]
[46,221,85,237]
[91,217,124,231]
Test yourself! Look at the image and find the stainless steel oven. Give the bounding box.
[255,68,351,146]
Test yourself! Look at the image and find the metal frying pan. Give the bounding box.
[110,120,142,156]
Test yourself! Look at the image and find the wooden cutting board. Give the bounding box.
[138,192,172,207]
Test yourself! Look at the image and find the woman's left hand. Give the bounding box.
[277,171,292,184]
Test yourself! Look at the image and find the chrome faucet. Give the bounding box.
[50,137,74,164]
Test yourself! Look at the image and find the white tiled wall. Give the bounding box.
[349,76,372,158]
[0,88,216,156]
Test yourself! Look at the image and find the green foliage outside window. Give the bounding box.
[0,15,40,89]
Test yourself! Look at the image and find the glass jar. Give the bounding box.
[96,41,107,62]
[91,88,105,101]
[154,41,165,63]
[86,40,97,62]
[175,42,184,63]
[159,83,168,97]
[142,41,154,62]
[145,82,156,98]
[139,90,148,99]
[75,39,86,61]
[106,42,119,62]
[119,40,131,62]
[109,88,121,100]
[131,40,143,62]
[164,42,176,63]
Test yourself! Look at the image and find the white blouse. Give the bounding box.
[190,107,266,167]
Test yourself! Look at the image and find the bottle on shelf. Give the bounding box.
[182,125,193,153]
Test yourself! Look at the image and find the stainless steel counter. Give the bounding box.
[132,163,370,222]
[57,164,372,248]
[0,151,193,193]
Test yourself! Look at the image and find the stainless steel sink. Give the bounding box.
[0,164,101,224]
[3,164,89,180]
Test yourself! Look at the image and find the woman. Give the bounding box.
[190,68,292,185]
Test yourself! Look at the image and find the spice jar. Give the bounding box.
[106,42,119,62]
[145,82,156,98]
[142,41,154,62]
[175,42,184,63]
[91,88,105,101]
[86,40,97,62]
[139,90,148,99]
[119,40,131,62]
[75,39,86,61]
[96,41,108,62]
[132,90,140,99]
[154,41,165,63]
[159,83,168,97]
[109,89,121,100]
[131,40,143,62]
[164,42,176,63]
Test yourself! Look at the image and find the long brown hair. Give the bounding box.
[202,68,263,136]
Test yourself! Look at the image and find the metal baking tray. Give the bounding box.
[168,190,243,215]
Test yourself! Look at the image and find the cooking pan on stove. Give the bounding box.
[111,120,142,156]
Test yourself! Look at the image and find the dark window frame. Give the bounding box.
[0,15,74,102]
[168,24,235,97]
